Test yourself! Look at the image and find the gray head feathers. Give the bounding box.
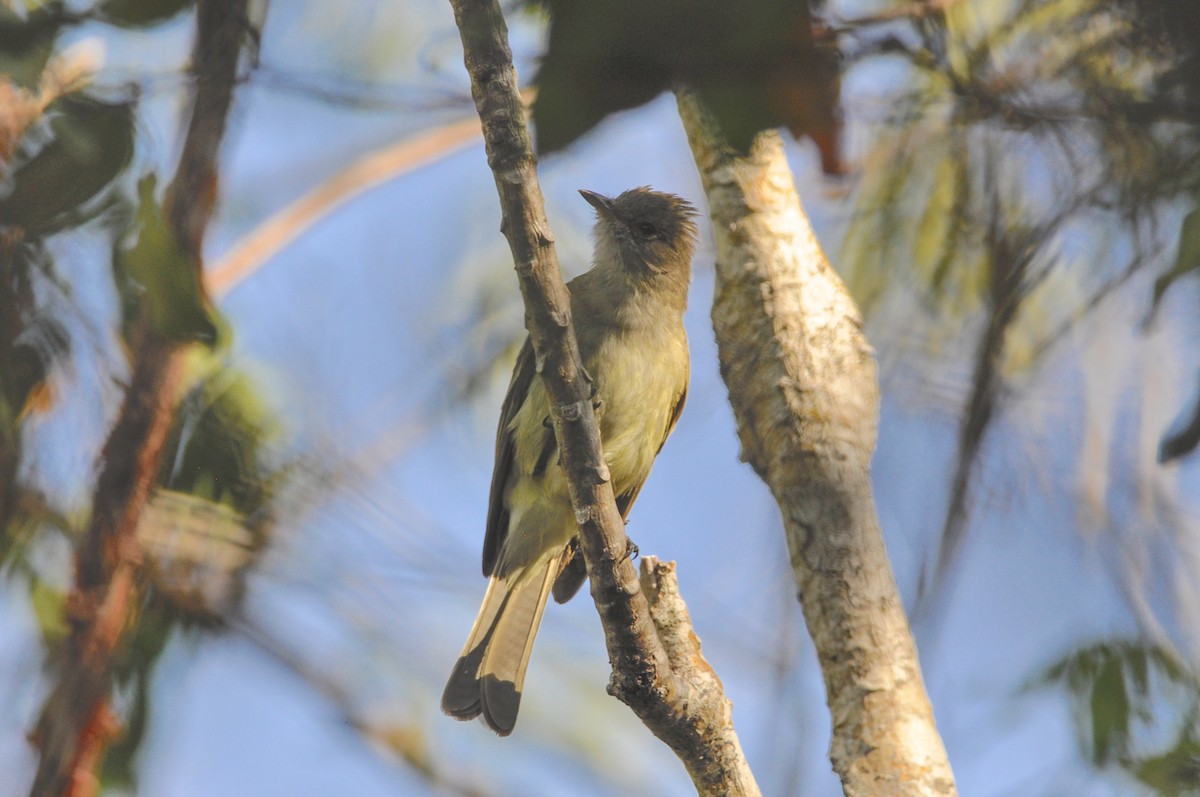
[579,187,699,275]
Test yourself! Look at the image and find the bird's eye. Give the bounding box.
[635,222,658,238]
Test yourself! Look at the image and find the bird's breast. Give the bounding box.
[589,323,688,491]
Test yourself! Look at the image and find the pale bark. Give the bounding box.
[678,91,958,796]
[448,2,760,793]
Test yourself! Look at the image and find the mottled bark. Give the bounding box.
[448,2,759,793]
[28,3,251,795]
[678,91,957,797]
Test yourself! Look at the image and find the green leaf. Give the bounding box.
[1134,735,1200,797]
[1150,204,1200,320]
[101,594,179,791]
[1091,654,1131,764]
[95,0,195,29]
[111,175,219,345]
[1159,394,1200,463]
[531,0,842,165]
[30,578,68,643]
[0,93,135,237]
[159,350,280,516]
[1036,641,1200,783]
[0,2,68,89]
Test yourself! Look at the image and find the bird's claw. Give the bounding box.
[623,538,639,563]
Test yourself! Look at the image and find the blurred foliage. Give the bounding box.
[837,0,1200,605]
[0,240,56,540]
[528,0,844,169]
[106,357,281,790]
[0,94,135,236]
[3,0,1200,793]
[1036,641,1200,794]
[843,0,1200,313]
[96,0,195,28]
[1154,196,1200,463]
[111,175,220,347]
[0,1,285,789]
[0,2,71,89]
[1151,201,1200,323]
[140,347,282,620]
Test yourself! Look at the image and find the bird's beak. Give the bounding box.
[579,189,617,222]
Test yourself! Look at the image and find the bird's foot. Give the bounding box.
[623,538,639,563]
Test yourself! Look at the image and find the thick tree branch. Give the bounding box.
[29,3,251,795]
[677,90,957,797]
[447,1,759,793]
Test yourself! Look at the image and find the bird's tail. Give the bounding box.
[441,549,565,735]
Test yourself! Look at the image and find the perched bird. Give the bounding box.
[442,187,699,735]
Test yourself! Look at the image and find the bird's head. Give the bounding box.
[580,187,699,277]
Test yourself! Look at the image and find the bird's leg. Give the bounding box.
[588,378,602,412]
[623,536,639,563]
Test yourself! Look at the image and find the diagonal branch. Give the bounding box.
[447,1,759,793]
[207,113,489,297]
[230,612,495,797]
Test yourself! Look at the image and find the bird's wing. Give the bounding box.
[482,337,545,576]
[552,381,688,603]
[613,381,688,518]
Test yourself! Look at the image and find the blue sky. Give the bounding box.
[4,2,1200,795]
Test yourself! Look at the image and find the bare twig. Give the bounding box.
[446,0,760,793]
[28,3,253,795]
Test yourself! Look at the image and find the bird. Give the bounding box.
[441,186,699,735]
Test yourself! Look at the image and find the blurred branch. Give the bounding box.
[209,88,534,298]
[28,3,254,795]
[165,0,252,260]
[208,114,486,296]
[838,0,962,27]
[677,89,957,797]
[923,166,1127,605]
[230,614,494,797]
[924,175,1031,604]
[447,0,760,793]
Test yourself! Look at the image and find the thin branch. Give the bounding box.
[837,0,963,28]
[207,114,485,297]
[28,3,253,795]
[207,89,538,298]
[922,166,1127,605]
[447,1,760,793]
[230,614,495,797]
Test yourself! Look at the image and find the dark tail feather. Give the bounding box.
[441,552,560,735]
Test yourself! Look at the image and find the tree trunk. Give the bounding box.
[677,91,958,797]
